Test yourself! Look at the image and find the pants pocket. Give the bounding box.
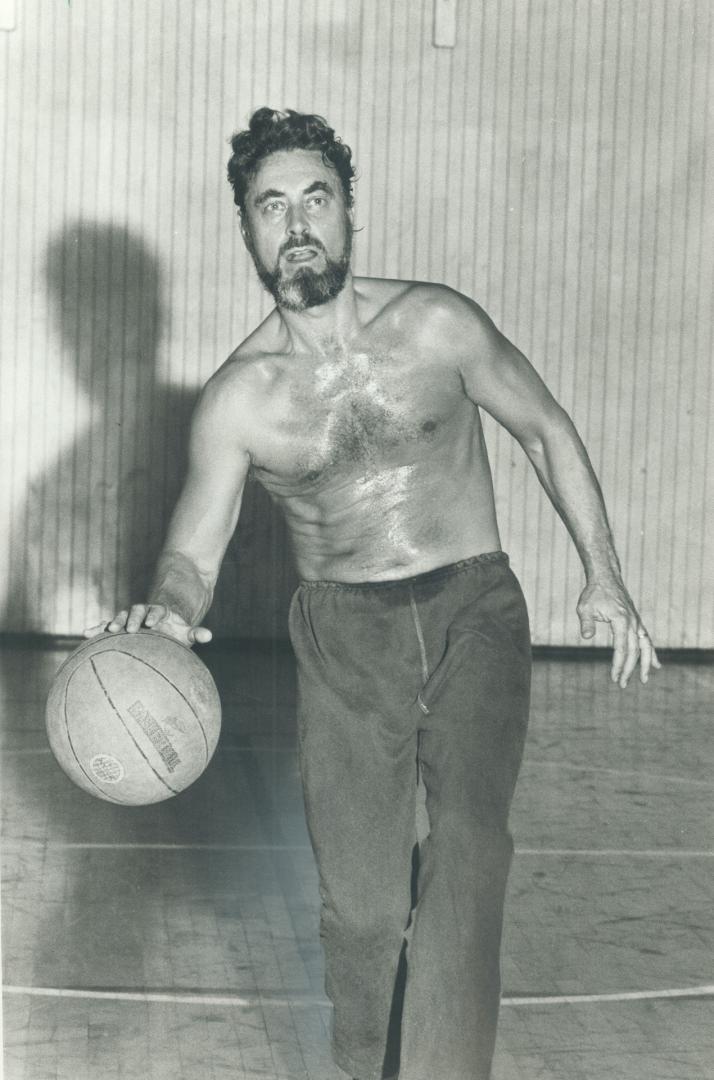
[416,632,472,715]
[416,613,529,717]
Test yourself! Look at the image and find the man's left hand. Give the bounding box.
[577,579,661,688]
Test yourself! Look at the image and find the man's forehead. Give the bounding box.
[250,149,338,194]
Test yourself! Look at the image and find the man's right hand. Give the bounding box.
[84,604,213,647]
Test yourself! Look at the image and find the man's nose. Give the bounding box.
[286,205,309,237]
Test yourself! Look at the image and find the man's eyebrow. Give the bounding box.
[254,188,285,207]
[304,181,334,196]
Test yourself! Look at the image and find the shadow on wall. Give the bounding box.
[2,219,292,643]
[3,221,196,637]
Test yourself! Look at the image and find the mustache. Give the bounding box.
[280,235,325,256]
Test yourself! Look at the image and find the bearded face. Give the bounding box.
[241,149,354,313]
[244,223,352,312]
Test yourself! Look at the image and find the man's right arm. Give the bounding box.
[88,367,251,646]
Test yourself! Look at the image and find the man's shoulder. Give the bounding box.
[359,277,492,336]
[204,312,284,398]
[404,280,491,329]
[191,353,271,446]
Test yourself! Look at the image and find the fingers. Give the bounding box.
[85,605,212,647]
[579,582,660,689]
[143,604,170,631]
[86,604,169,636]
[124,605,146,633]
[637,631,661,683]
[107,609,130,633]
[613,623,661,688]
[610,618,629,686]
[124,604,168,633]
[83,612,131,637]
[618,625,640,688]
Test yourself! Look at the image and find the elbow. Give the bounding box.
[518,427,552,461]
[519,406,577,458]
[519,430,546,458]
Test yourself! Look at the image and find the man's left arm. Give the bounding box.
[438,287,660,688]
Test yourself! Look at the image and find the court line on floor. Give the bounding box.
[1,840,313,852]
[515,848,714,858]
[504,986,714,1005]
[3,984,713,1009]
[525,761,714,788]
[0,748,53,755]
[3,840,713,857]
[0,746,299,757]
[4,746,712,790]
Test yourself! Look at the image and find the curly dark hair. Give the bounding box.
[227,108,357,215]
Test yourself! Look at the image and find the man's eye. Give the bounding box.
[265,201,285,214]
[308,196,326,208]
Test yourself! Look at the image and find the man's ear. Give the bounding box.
[239,214,253,253]
[239,211,256,253]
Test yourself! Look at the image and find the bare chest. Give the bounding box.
[250,350,465,484]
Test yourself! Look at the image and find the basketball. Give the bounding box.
[46,629,222,805]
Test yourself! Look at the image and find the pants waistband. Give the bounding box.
[297,551,509,591]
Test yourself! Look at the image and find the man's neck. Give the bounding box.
[276,273,363,355]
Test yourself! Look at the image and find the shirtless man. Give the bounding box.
[92,110,659,1080]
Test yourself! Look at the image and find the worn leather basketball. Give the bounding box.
[45,630,221,805]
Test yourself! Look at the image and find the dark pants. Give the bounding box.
[288,552,531,1080]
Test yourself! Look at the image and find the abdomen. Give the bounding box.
[276,422,502,582]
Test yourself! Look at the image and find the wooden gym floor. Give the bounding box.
[1,639,712,1080]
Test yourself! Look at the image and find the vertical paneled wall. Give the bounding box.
[1,0,712,645]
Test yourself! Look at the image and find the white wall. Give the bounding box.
[1,0,712,645]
